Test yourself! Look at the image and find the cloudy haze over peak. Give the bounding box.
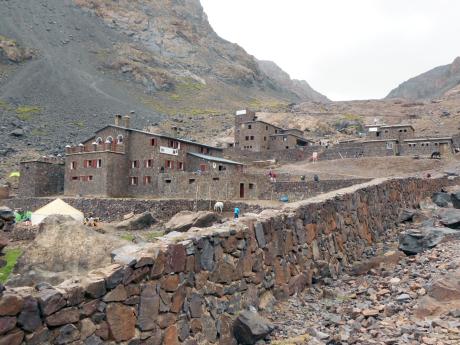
[201,0,460,101]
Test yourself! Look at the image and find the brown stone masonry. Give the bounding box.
[0,175,457,344]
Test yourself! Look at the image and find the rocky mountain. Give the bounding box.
[257,60,329,103]
[0,0,327,163]
[386,56,460,100]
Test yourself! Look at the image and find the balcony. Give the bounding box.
[65,142,125,155]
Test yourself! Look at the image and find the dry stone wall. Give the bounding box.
[0,176,457,345]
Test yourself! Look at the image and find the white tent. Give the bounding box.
[31,198,84,225]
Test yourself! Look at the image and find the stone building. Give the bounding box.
[18,158,65,197]
[365,124,415,141]
[64,115,246,197]
[233,109,314,152]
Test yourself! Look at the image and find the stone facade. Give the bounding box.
[0,175,457,345]
[18,159,65,197]
[365,124,415,141]
[233,109,313,152]
[64,119,244,198]
[399,137,453,156]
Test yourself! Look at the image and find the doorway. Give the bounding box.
[240,183,245,198]
[439,143,449,155]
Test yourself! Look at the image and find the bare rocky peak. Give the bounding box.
[257,60,329,102]
[386,56,460,100]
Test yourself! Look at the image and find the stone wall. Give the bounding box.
[224,146,320,163]
[18,160,65,197]
[0,176,457,345]
[259,179,371,201]
[2,197,266,222]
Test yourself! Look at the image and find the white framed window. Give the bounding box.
[130,177,138,186]
[106,136,113,144]
[386,142,393,149]
[96,159,102,168]
[96,137,103,144]
[117,134,124,144]
[71,161,77,170]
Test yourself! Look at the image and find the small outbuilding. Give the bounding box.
[31,198,84,225]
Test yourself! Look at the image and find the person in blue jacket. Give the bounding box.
[234,207,240,219]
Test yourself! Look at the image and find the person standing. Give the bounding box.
[234,207,240,220]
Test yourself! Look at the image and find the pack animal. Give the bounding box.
[213,201,224,213]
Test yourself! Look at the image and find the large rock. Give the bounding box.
[233,310,274,345]
[451,191,460,209]
[115,212,156,231]
[0,207,14,222]
[165,211,221,233]
[432,192,451,208]
[437,208,460,228]
[7,215,129,287]
[106,303,136,342]
[399,227,460,255]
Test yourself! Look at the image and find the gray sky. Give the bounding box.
[201,0,460,101]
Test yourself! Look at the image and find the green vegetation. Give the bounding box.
[248,98,290,112]
[16,105,41,121]
[175,78,206,94]
[121,233,135,242]
[145,230,165,241]
[0,248,22,283]
[73,121,85,129]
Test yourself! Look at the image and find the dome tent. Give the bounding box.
[31,198,84,225]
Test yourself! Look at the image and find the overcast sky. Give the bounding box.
[200,0,460,101]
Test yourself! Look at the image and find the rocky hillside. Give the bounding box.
[257,60,329,103]
[0,0,327,166]
[386,56,460,100]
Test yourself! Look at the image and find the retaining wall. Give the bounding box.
[0,176,457,345]
[1,198,266,222]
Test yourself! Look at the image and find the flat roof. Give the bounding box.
[241,120,284,130]
[269,133,314,142]
[366,124,414,130]
[403,137,452,142]
[187,152,244,165]
[90,125,222,150]
[362,139,398,143]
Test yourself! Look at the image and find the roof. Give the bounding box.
[366,124,414,130]
[33,199,83,216]
[187,152,244,165]
[269,133,314,142]
[362,139,398,143]
[241,120,284,130]
[90,125,222,151]
[403,137,452,142]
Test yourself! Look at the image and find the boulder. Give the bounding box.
[399,209,416,222]
[7,215,129,287]
[437,208,460,228]
[432,192,451,208]
[165,211,221,233]
[399,227,460,255]
[9,129,25,137]
[233,310,274,345]
[451,192,460,209]
[0,207,14,222]
[115,212,156,231]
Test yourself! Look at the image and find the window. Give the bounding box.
[83,160,93,168]
[249,183,254,190]
[131,160,140,169]
[177,162,183,170]
[200,147,209,154]
[96,137,103,144]
[250,136,254,140]
[151,138,157,146]
[71,161,77,170]
[200,164,207,172]
[245,136,249,140]
[168,140,180,149]
[264,136,266,141]
[165,179,172,184]
[386,142,393,149]
[117,135,123,144]
[376,132,380,137]
[96,159,102,168]
[266,126,268,130]
[213,177,220,181]
[404,129,407,133]
[248,125,252,129]
[130,177,138,186]
[275,130,278,134]
[189,179,196,184]
[80,176,93,182]
[106,136,113,143]
[88,176,93,181]
[71,176,79,181]
[145,159,153,168]
[143,176,152,185]
[165,160,173,169]
[218,165,226,171]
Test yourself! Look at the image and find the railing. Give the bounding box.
[65,143,125,154]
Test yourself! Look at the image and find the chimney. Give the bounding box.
[115,114,122,126]
[124,111,134,128]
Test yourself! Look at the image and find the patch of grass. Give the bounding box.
[175,78,206,94]
[73,121,85,129]
[31,128,48,137]
[16,105,41,121]
[169,94,181,101]
[145,230,165,241]
[0,99,8,109]
[121,233,135,242]
[0,248,22,283]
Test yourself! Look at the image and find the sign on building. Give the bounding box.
[160,147,179,156]
[236,110,247,116]
[368,127,378,132]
